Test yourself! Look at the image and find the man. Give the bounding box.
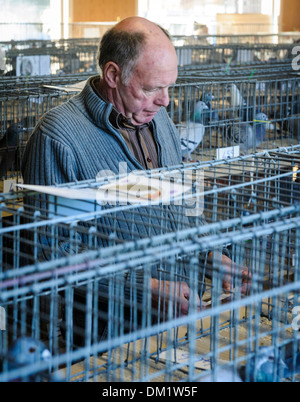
[22,17,250,326]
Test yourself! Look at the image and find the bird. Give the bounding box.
[179,100,207,159]
[201,91,219,123]
[1,337,52,382]
[0,123,26,179]
[276,339,300,379]
[283,352,300,378]
[179,122,205,159]
[230,83,261,122]
[198,346,288,382]
[191,98,211,126]
[226,112,273,154]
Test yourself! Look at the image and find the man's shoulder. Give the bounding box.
[37,94,93,137]
[41,98,79,123]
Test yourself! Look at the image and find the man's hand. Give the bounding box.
[151,279,203,318]
[209,252,252,296]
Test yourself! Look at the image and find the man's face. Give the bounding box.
[114,45,178,125]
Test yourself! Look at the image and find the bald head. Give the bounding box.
[114,16,171,40]
[98,17,176,85]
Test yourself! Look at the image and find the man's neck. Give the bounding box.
[94,78,110,103]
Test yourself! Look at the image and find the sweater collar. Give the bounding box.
[71,75,114,129]
[76,75,157,131]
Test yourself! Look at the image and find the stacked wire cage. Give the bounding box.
[1,64,299,186]
[0,73,93,188]
[170,62,300,162]
[1,35,298,76]
[0,147,300,381]
[1,38,100,76]
[0,30,300,382]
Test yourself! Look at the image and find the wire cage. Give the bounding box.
[1,37,297,76]
[0,73,94,185]
[0,148,299,381]
[168,74,300,162]
[1,38,99,77]
[1,69,299,185]
[1,145,300,269]
[0,72,95,96]
[175,43,297,66]
[0,204,300,382]
[177,59,299,81]
[172,33,300,46]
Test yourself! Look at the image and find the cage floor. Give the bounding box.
[55,294,296,382]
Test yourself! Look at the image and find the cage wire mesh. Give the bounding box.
[168,75,300,162]
[1,145,300,269]
[1,37,297,76]
[177,60,298,80]
[0,147,299,381]
[0,73,93,186]
[0,204,300,382]
[1,70,299,184]
[2,38,99,76]
[172,32,300,46]
[175,43,297,66]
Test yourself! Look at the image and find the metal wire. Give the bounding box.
[0,33,299,381]
[1,71,299,182]
[1,146,299,268]
[0,203,300,382]
[175,44,297,66]
[0,36,297,75]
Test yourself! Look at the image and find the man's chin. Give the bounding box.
[133,112,158,125]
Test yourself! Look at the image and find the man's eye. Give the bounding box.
[144,88,157,94]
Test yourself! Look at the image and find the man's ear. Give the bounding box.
[103,62,121,88]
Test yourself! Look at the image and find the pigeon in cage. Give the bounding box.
[201,91,219,124]
[179,100,207,158]
[226,112,273,154]
[282,341,300,378]
[1,337,51,382]
[0,123,26,179]
[199,346,287,382]
[190,98,211,126]
[230,83,261,122]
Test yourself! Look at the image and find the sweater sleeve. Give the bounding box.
[21,129,84,262]
[21,129,78,186]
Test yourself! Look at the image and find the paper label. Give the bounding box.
[216,146,240,160]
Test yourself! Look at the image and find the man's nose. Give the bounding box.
[155,87,169,107]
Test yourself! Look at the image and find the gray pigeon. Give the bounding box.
[1,337,51,382]
[198,346,287,382]
[226,112,273,153]
[180,122,205,158]
[230,83,262,122]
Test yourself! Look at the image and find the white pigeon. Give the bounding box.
[179,100,207,158]
[230,83,247,110]
[179,122,205,158]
